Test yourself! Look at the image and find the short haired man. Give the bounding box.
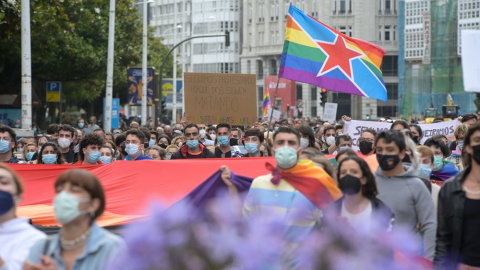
[115,134,127,161]
[333,134,352,154]
[358,129,377,156]
[170,124,215,159]
[244,128,265,157]
[460,113,478,125]
[239,126,340,244]
[75,133,105,165]
[46,124,59,141]
[164,125,172,137]
[84,116,100,134]
[0,125,19,163]
[94,128,105,139]
[424,138,459,182]
[374,130,436,260]
[231,127,242,144]
[129,121,140,129]
[321,126,336,153]
[58,124,76,164]
[215,123,233,158]
[124,129,152,161]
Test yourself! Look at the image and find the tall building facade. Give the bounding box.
[240,0,400,120]
[399,0,478,117]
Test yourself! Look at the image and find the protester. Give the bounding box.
[299,147,323,160]
[105,132,114,142]
[390,120,409,131]
[243,128,265,157]
[156,134,170,148]
[374,130,436,260]
[358,129,377,156]
[24,169,125,270]
[23,142,37,163]
[172,136,185,148]
[310,155,335,180]
[330,133,353,155]
[416,146,440,208]
[75,133,104,165]
[94,128,105,139]
[424,138,459,182]
[321,126,337,153]
[0,164,46,270]
[165,145,178,160]
[36,142,66,165]
[115,134,127,161]
[163,125,172,137]
[58,124,76,164]
[73,129,83,154]
[99,145,115,164]
[46,124,60,142]
[146,145,165,160]
[84,116,100,134]
[215,123,233,158]
[77,118,86,132]
[447,124,468,171]
[124,129,153,161]
[434,121,480,269]
[0,125,19,163]
[207,126,217,141]
[170,124,215,159]
[335,148,358,164]
[323,156,394,231]
[409,124,423,145]
[297,124,317,149]
[460,113,478,125]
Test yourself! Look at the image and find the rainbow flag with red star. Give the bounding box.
[279,5,388,101]
[262,90,271,116]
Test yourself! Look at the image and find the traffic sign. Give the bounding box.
[46,81,61,102]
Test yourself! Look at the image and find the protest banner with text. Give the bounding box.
[343,120,461,151]
[184,73,257,125]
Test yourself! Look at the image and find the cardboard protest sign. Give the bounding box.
[461,30,480,92]
[184,73,257,125]
[323,103,338,123]
[343,120,461,151]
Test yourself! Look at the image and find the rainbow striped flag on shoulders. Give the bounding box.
[279,5,388,102]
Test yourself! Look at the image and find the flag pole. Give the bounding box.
[265,76,280,144]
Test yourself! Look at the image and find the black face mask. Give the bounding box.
[473,145,480,165]
[359,141,373,155]
[144,142,149,149]
[402,154,411,163]
[376,154,400,171]
[412,136,419,145]
[158,143,167,149]
[230,138,239,146]
[338,175,362,195]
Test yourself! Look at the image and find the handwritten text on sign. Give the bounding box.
[184,73,257,125]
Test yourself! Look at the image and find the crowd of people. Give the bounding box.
[0,112,480,269]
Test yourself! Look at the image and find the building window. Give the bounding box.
[249,4,252,23]
[271,31,275,44]
[381,55,398,76]
[271,3,275,21]
[339,0,346,14]
[258,86,264,101]
[385,0,391,13]
[385,83,398,100]
[259,3,264,22]
[384,26,391,40]
[257,60,264,79]
[296,84,303,100]
[270,59,277,75]
[378,25,382,40]
[247,60,251,74]
[311,86,317,100]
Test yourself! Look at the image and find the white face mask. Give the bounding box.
[199,129,206,139]
[300,138,309,149]
[58,138,72,148]
[326,136,335,146]
[210,134,217,141]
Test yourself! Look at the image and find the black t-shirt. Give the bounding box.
[450,141,457,152]
[460,198,480,266]
[215,147,232,158]
[62,149,75,164]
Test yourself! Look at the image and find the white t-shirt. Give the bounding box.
[0,218,46,270]
[341,200,373,229]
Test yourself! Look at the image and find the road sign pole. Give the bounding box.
[21,0,32,130]
[59,82,62,123]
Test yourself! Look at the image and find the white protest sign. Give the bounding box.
[461,30,480,92]
[323,103,338,123]
[343,120,391,151]
[342,119,461,151]
[266,107,281,122]
[418,119,461,144]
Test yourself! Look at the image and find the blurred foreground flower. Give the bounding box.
[110,193,429,270]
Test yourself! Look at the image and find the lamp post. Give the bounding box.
[161,25,182,123]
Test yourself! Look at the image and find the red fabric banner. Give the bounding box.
[11,158,276,226]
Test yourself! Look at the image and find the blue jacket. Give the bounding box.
[26,223,125,270]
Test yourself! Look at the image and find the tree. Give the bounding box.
[0,0,173,126]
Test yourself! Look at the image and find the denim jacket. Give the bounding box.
[26,223,125,270]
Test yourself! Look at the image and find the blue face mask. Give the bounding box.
[99,156,112,164]
[78,123,84,129]
[245,143,259,154]
[417,164,432,179]
[339,146,350,152]
[186,140,199,149]
[433,156,444,171]
[0,190,14,215]
[218,136,229,146]
[87,151,101,163]
[0,140,10,154]
[458,141,464,150]
[149,139,156,147]
[42,154,57,164]
[274,145,299,169]
[26,152,35,161]
[33,128,37,132]
[274,127,279,131]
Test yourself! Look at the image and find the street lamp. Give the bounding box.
[161,24,182,122]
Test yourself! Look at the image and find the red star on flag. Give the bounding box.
[316,35,364,79]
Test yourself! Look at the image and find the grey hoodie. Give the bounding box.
[375,165,437,261]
